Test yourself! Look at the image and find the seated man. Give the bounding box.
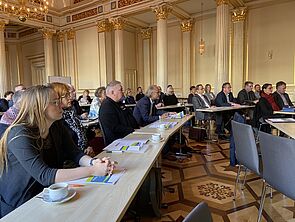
[187,86,196,104]
[215,82,239,139]
[272,81,293,110]
[237,81,258,105]
[133,85,171,127]
[99,80,139,145]
[192,84,211,121]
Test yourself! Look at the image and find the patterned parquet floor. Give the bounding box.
[138,129,295,222]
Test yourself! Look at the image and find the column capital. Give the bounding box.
[232,7,247,23]
[110,17,125,30]
[216,0,230,6]
[56,31,65,42]
[140,28,152,39]
[40,28,55,40]
[152,3,172,21]
[180,20,193,32]
[67,29,76,40]
[0,19,8,32]
[97,19,112,33]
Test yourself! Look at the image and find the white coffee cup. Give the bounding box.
[43,182,69,201]
[152,133,161,142]
[159,124,167,130]
[177,103,181,106]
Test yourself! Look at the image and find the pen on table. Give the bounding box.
[106,150,124,153]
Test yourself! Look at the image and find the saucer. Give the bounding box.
[151,138,164,143]
[41,190,76,204]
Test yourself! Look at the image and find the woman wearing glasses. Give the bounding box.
[48,82,95,157]
[0,85,114,218]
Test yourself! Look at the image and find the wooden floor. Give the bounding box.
[125,128,295,222]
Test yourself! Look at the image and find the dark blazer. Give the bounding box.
[215,91,235,107]
[125,96,136,104]
[253,97,274,128]
[0,99,9,112]
[99,97,139,145]
[237,89,257,105]
[192,94,211,120]
[133,96,165,126]
[272,91,293,110]
[187,93,194,104]
[135,93,145,101]
[71,100,83,115]
[78,95,92,104]
[162,94,178,106]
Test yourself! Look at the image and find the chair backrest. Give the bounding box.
[183,202,213,222]
[97,117,107,146]
[231,121,260,175]
[258,131,295,200]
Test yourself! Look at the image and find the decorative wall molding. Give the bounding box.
[97,19,112,33]
[140,28,152,39]
[110,17,125,30]
[72,8,98,22]
[67,29,76,40]
[118,0,143,8]
[180,20,193,32]
[216,0,230,6]
[40,28,55,39]
[232,7,247,22]
[152,3,172,21]
[19,28,39,38]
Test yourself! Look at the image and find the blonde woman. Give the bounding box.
[0,85,114,218]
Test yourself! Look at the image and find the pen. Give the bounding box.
[106,150,124,153]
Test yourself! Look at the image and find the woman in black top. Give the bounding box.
[0,86,114,218]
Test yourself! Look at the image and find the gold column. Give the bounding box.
[215,0,230,93]
[141,28,152,90]
[152,3,172,89]
[0,20,8,96]
[97,19,113,86]
[66,29,77,86]
[57,31,66,76]
[232,7,247,94]
[40,28,55,77]
[181,20,193,97]
[110,17,125,85]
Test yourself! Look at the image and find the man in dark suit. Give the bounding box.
[215,82,239,139]
[133,85,172,127]
[192,84,211,121]
[237,81,259,105]
[273,81,293,109]
[99,80,139,145]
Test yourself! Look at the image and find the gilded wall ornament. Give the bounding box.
[57,31,65,42]
[216,0,229,6]
[111,17,125,30]
[40,28,55,40]
[180,20,193,32]
[152,3,172,21]
[118,0,142,8]
[97,19,112,33]
[140,28,152,39]
[232,8,247,23]
[67,29,76,40]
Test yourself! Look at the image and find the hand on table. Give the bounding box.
[92,157,116,176]
[155,103,164,108]
[81,113,88,119]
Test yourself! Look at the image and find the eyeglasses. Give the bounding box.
[49,99,61,106]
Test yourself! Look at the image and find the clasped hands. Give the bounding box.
[91,157,116,177]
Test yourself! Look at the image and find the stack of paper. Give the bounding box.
[148,121,178,129]
[267,118,295,123]
[169,111,184,119]
[104,138,150,153]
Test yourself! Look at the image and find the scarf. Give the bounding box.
[62,108,88,150]
[261,92,280,111]
[0,106,19,125]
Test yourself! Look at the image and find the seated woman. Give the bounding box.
[78,89,92,104]
[253,83,280,133]
[49,83,95,157]
[89,86,106,119]
[204,84,215,105]
[0,85,114,218]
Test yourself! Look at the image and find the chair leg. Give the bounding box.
[270,187,273,199]
[234,164,241,201]
[242,167,248,190]
[257,180,268,222]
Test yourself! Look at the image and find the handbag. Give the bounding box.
[189,126,207,142]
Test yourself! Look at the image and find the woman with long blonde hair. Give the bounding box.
[0,85,114,218]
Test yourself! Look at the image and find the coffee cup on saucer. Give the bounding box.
[43,183,69,202]
[152,133,161,142]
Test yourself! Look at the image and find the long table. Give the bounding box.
[157,103,193,110]
[2,115,193,222]
[265,120,295,139]
[195,105,254,113]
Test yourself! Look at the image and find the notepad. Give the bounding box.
[148,121,178,129]
[169,111,184,119]
[267,118,295,123]
[67,168,126,185]
[104,138,149,153]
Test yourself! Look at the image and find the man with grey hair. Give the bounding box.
[133,85,173,127]
[99,80,139,145]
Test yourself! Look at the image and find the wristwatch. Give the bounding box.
[89,158,97,166]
